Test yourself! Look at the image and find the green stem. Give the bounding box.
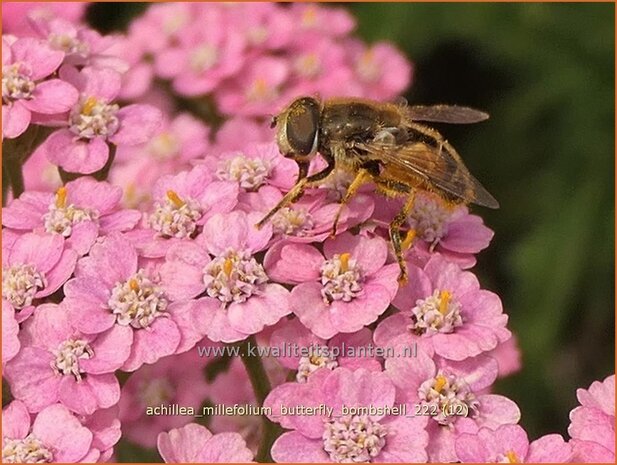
[236,336,283,462]
[2,163,11,207]
[2,125,54,202]
[5,158,25,199]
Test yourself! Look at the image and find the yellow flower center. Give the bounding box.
[439,290,452,315]
[223,258,234,278]
[434,374,448,393]
[55,186,68,208]
[129,278,140,292]
[166,190,185,208]
[302,6,317,27]
[82,96,98,116]
[505,451,520,463]
[339,252,351,273]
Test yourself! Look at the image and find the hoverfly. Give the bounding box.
[256,96,498,283]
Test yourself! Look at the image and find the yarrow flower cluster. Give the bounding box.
[1,3,613,464]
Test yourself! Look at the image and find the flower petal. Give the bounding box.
[23,79,79,114]
[32,404,93,462]
[2,102,31,139]
[110,104,162,146]
[44,130,110,174]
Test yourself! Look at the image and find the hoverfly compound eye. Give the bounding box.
[285,97,321,156]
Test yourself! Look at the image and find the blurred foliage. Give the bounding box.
[88,1,613,453]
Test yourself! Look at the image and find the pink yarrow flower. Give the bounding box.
[385,348,521,462]
[118,350,213,448]
[269,317,382,382]
[374,255,510,361]
[373,191,494,268]
[229,3,294,51]
[568,374,615,462]
[210,142,298,196]
[3,177,141,255]
[286,4,355,44]
[265,367,429,463]
[456,424,573,463]
[126,164,239,257]
[63,233,210,371]
[4,302,124,415]
[112,113,211,208]
[2,3,87,36]
[247,188,374,243]
[160,211,291,343]
[207,358,263,453]
[118,3,202,99]
[29,16,128,73]
[2,36,78,139]
[348,40,413,100]
[2,230,77,322]
[285,38,356,98]
[157,423,254,463]
[2,400,95,463]
[265,232,399,339]
[42,65,162,174]
[215,56,290,117]
[154,9,245,97]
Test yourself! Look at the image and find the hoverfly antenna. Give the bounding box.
[269,115,278,129]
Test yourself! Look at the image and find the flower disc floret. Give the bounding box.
[271,207,314,236]
[296,347,338,383]
[148,190,202,238]
[48,33,89,56]
[409,289,463,335]
[417,371,480,426]
[2,63,35,101]
[2,435,53,463]
[42,187,97,236]
[2,264,46,309]
[69,95,120,139]
[322,414,388,463]
[108,269,168,328]
[203,247,269,304]
[408,193,452,247]
[216,155,271,190]
[320,253,364,303]
[51,338,94,381]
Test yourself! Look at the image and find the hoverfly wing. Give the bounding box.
[358,141,499,209]
[407,105,489,124]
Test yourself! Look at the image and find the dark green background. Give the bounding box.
[88,0,615,454]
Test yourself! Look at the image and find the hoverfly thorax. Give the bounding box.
[275,96,321,160]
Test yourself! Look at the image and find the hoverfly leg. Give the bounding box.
[297,161,309,183]
[330,169,370,237]
[255,178,307,229]
[255,155,336,230]
[388,189,417,285]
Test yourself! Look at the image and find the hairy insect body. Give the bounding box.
[258,96,498,284]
